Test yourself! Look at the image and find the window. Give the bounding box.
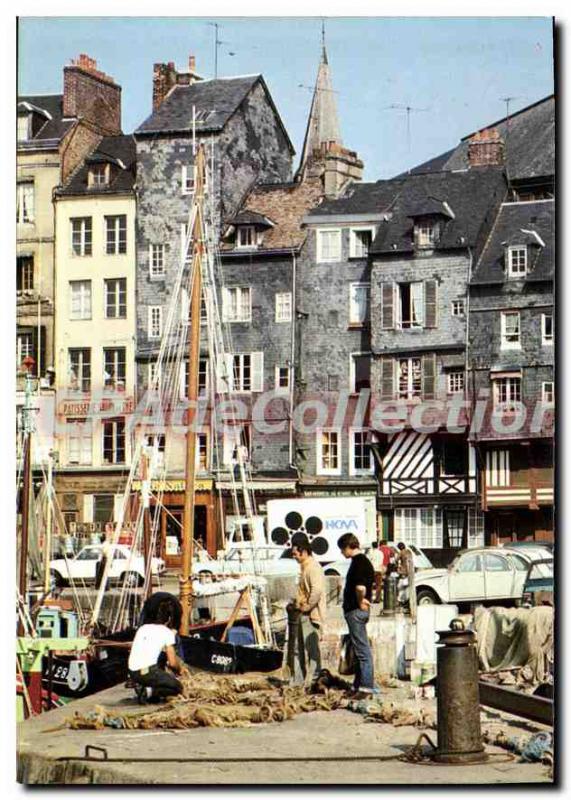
[148,360,162,391]
[181,164,195,195]
[493,376,522,409]
[88,164,108,187]
[69,280,92,320]
[149,244,166,277]
[67,419,92,465]
[17,256,34,291]
[485,554,510,572]
[103,348,126,391]
[349,283,370,325]
[542,382,554,403]
[232,353,252,392]
[218,352,263,393]
[17,115,29,141]
[442,440,468,475]
[350,354,371,392]
[236,226,256,249]
[542,314,553,345]
[394,508,443,549]
[508,246,527,277]
[444,509,467,549]
[317,429,341,475]
[223,425,251,467]
[327,375,339,391]
[350,429,373,475]
[456,553,482,573]
[414,219,437,248]
[104,278,127,319]
[275,366,290,391]
[102,418,126,464]
[349,228,373,258]
[76,547,101,562]
[451,299,465,317]
[196,432,209,471]
[148,306,163,340]
[397,282,424,328]
[105,215,127,255]
[485,449,510,487]
[398,358,422,399]
[68,348,91,392]
[71,217,92,256]
[182,358,209,398]
[316,229,341,263]
[447,370,465,394]
[223,287,251,322]
[17,331,34,364]
[501,311,521,349]
[93,494,114,525]
[17,181,34,223]
[275,292,292,323]
[145,433,166,468]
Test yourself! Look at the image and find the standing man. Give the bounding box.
[290,541,326,688]
[338,533,376,698]
[369,541,384,604]
[396,542,417,621]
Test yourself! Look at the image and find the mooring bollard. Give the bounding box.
[382,573,397,616]
[434,618,488,764]
[285,602,301,677]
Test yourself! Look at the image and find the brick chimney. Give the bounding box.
[63,54,121,134]
[152,55,203,111]
[468,128,505,167]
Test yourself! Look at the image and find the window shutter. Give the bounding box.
[217,354,232,393]
[251,352,264,392]
[83,494,94,523]
[424,280,438,328]
[113,494,123,523]
[422,354,436,399]
[380,358,394,400]
[381,283,395,329]
[39,326,47,376]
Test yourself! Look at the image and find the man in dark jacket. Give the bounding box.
[338,533,376,698]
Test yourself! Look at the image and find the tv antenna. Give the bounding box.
[383,103,430,164]
[208,22,232,78]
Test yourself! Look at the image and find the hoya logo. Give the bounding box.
[211,654,233,667]
[325,519,358,530]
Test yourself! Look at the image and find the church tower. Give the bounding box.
[295,31,363,197]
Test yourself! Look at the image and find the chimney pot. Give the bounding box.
[468,127,505,167]
[189,55,196,71]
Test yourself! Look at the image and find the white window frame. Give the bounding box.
[236,226,256,249]
[501,311,521,350]
[316,228,342,263]
[17,114,29,142]
[222,287,252,323]
[68,348,91,393]
[415,220,437,248]
[349,227,374,259]
[349,428,374,476]
[349,283,371,325]
[149,244,166,278]
[88,163,108,187]
[103,347,126,392]
[492,375,522,410]
[397,357,422,400]
[102,418,126,465]
[397,281,424,329]
[275,292,292,323]
[69,280,92,320]
[148,306,163,340]
[541,313,553,346]
[17,181,35,224]
[394,507,443,549]
[275,365,291,392]
[316,428,342,476]
[148,360,162,391]
[542,381,554,404]
[17,331,34,364]
[451,299,465,317]
[447,370,465,394]
[181,164,196,195]
[67,419,92,466]
[507,245,528,277]
[104,278,127,319]
[105,215,127,256]
[196,430,210,472]
[70,217,92,257]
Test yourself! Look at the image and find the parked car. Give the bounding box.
[406,546,550,606]
[322,543,434,578]
[522,558,554,606]
[193,547,300,578]
[50,544,165,588]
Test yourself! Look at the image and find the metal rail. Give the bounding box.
[479,681,553,726]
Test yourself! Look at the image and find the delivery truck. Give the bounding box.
[266,496,377,563]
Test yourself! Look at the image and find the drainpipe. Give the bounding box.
[288,248,297,468]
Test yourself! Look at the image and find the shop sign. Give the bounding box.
[131,478,213,493]
[61,396,134,417]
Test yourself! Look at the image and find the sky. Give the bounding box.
[17,16,554,180]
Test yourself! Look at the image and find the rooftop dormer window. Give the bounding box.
[414,218,439,249]
[236,225,257,249]
[507,245,527,277]
[17,114,29,142]
[88,163,109,187]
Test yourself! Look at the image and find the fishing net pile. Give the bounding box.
[66,670,350,731]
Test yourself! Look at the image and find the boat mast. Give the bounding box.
[180,145,206,635]
[43,451,53,595]
[18,358,35,635]
[141,449,152,602]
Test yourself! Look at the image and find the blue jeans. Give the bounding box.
[345,608,374,692]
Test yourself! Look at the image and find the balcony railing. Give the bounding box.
[380,474,476,497]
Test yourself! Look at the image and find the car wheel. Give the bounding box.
[50,570,64,589]
[122,571,143,588]
[416,588,440,605]
[324,569,340,577]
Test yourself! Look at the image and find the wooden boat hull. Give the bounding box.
[180,634,283,674]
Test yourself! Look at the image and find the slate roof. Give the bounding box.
[370,167,507,256]
[404,95,554,182]
[17,94,74,143]
[56,135,136,196]
[471,199,554,285]
[307,180,403,217]
[230,210,275,228]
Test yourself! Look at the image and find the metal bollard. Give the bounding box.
[285,602,301,677]
[434,618,488,764]
[382,573,397,616]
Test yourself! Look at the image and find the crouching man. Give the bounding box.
[338,533,376,698]
[128,597,186,702]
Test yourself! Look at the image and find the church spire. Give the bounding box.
[296,31,343,179]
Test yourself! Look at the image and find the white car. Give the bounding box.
[409,546,553,606]
[193,547,300,578]
[50,544,165,588]
[323,544,434,578]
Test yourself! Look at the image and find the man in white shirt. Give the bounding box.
[128,597,186,701]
